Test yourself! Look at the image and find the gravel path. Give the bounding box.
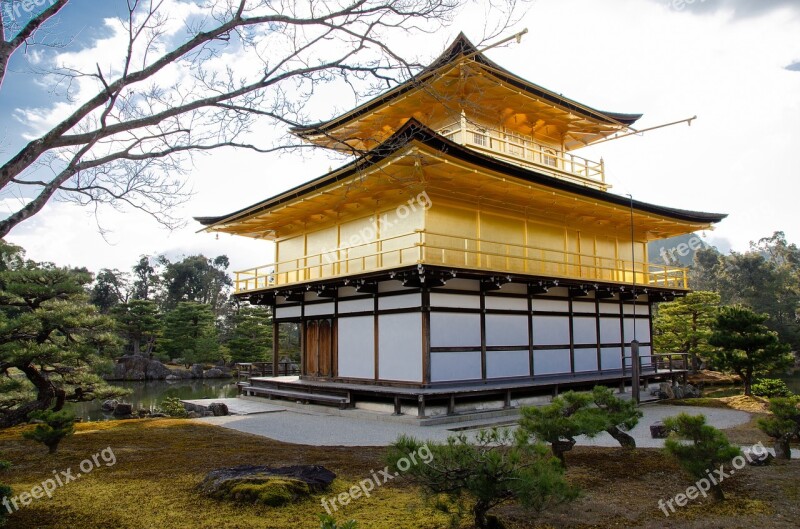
[199,403,753,448]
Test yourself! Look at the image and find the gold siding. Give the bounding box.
[379,205,424,267]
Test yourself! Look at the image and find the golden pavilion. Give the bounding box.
[197,34,725,416]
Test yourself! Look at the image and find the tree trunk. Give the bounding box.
[606,426,637,449]
[0,363,56,428]
[473,500,490,529]
[551,438,576,468]
[775,436,792,460]
[710,484,725,502]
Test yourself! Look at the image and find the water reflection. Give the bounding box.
[68,379,238,421]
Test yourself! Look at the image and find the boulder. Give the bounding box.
[672,384,684,399]
[146,359,173,380]
[650,421,669,439]
[203,368,231,379]
[187,411,201,419]
[198,465,335,507]
[658,383,675,400]
[165,374,181,381]
[208,402,229,417]
[113,403,133,417]
[101,399,119,412]
[683,384,701,398]
[190,364,205,379]
[744,446,774,466]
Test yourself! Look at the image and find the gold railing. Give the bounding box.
[235,230,688,293]
[438,121,607,190]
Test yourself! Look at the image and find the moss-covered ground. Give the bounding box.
[0,417,798,528]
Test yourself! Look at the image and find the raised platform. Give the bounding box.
[241,369,686,418]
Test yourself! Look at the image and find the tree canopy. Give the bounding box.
[0,241,125,427]
[0,0,524,236]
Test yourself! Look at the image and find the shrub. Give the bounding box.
[591,386,643,449]
[319,515,357,529]
[752,379,794,398]
[757,396,800,459]
[517,391,607,467]
[388,429,577,529]
[663,414,741,501]
[159,397,188,418]
[23,410,76,454]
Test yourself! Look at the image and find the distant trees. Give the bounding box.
[653,291,720,373]
[691,232,800,351]
[0,241,125,428]
[161,302,220,366]
[708,306,793,396]
[112,300,161,356]
[226,306,273,363]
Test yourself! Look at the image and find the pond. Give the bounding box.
[68,379,238,421]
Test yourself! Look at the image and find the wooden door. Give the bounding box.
[304,319,332,377]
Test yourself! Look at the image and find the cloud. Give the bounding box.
[787,61,800,71]
[659,0,800,18]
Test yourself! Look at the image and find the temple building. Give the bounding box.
[196,34,725,416]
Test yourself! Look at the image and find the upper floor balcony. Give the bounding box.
[437,118,608,191]
[233,230,688,294]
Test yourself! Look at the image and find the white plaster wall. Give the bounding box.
[532,316,570,346]
[379,293,421,310]
[338,316,375,379]
[601,347,623,369]
[599,317,622,343]
[533,349,571,375]
[431,351,482,382]
[430,293,480,309]
[431,313,481,348]
[338,298,374,313]
[486,314,529,347]
[574,348,599,372]
[485,296,528,311]
[305,303,334,316]
[378,313,422,382]
[573,317,598,345]
[275,306,301,319]
[487,350,529,378]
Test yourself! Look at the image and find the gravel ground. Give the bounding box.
[199,402,753,447]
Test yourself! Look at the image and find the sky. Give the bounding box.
[1,0,799,275]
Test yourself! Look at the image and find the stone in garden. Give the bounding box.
[165,374,180,381]
[658,383,674,400]
[683,384,701,398]
[208,402,229,416]
[186,411,201,419]
[203,368,223,378]
[743,446,774,466]
[650,421,669,439]
[101,399,119,412]
[672,384,684,399]
[113,403,133,416]
[198,465,335,507]
[190,364,204,378]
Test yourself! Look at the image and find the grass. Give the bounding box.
[0,417,798,528]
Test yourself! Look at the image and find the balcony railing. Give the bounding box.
[438,121,607,190]
[234,230,688,293]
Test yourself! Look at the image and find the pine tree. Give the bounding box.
[653,291,720,373]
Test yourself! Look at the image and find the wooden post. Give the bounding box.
[631,340,641,405]
[272,308,279,378]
